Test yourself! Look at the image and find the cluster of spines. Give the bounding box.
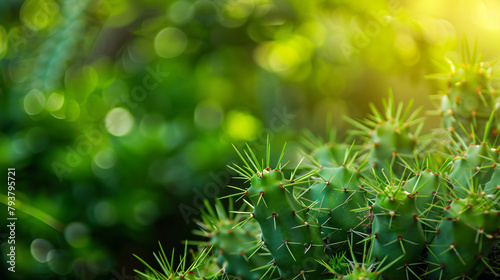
[192,199,272,280]
[346,92,423,179]
[301,127,351,168]
[134,242,221,280]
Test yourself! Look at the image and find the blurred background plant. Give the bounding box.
[1,0,500,279]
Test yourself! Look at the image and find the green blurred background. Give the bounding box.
[1,0,500,279]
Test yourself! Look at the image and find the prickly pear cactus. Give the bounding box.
[434,44,500,144]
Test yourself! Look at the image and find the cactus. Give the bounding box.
[134,50,500,280]
[231,142,329,279]
[447,142,499,198]
[193,200,272,280]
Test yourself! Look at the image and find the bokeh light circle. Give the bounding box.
[64,222,90,248]
[93,201,117,226]
[94,148,117,169]
[30,239,53,263]
[47,249,72,275]
[225,111,261,140]
[194,101,223,130]
[105,107,134,136]
[154,27,187,58]
[134,200,159,226]
[168,1,193,25]
[24,89,46,115]
[46,92,64,111]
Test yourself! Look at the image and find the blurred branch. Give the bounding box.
[0,193,64,232]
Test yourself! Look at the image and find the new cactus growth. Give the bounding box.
[346,93,423,179]
[318,238,397,280]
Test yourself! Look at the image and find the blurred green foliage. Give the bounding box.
[0,0,499,279]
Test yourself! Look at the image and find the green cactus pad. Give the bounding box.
[310,164,369,254]
[448,143,500,198]
[248,169,328,279]
[402,169,451,242]
[371,183,426,279]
